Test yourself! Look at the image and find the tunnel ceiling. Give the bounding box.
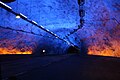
[0,0,120,57]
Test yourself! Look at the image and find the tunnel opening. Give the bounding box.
[67,46,80,54]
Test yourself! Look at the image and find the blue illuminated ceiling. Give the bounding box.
[0,0,80,54]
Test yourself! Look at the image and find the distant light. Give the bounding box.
[41,25,44,28]
[19,13,27,19]
[64,40,70,45]
[16,15,20,18]
[31,20,37,25]
[71,44,75,47]
[50,32,54,34]
[43,50,45,53]
[46,29,49,31]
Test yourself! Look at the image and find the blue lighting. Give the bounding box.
[0,0,80,54]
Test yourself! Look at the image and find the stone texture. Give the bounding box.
[0,0,78,54]
[0,0,120,57]
[77,0,120,57]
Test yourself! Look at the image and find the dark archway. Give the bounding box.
[67,46,80,54]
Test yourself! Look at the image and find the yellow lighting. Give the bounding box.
[88,43,120,57]
[0,47,32,55]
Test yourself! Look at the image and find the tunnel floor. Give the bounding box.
[1,54,120,80]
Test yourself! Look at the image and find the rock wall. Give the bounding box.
[0,0,79,55]
[0,0,120,57]
[77,0,120,57]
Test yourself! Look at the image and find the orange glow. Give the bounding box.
[83,24,120,57]
[88,40,120,57]
[0,47,32,55]
[0,28,35,55]
[88,36,120,57]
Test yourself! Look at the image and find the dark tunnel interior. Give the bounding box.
[0,0,120,80]
[67,46,80,54]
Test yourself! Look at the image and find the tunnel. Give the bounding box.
[0,0,120,80]
[0,0,120,57]
[67,46,80,54]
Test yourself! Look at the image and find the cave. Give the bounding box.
[0,0,120,80]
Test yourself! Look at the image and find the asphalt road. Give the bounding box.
[13,55,120,80]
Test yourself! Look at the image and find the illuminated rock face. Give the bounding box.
[0,0,120,57]
[77,0,120,57]
[0,28,37,54]
[0,0,79,55]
